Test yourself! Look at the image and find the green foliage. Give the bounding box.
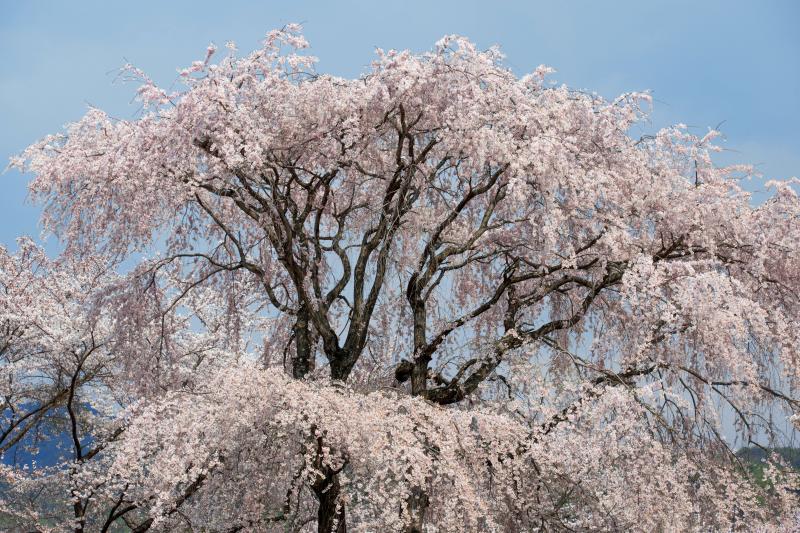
[737,446,800,490]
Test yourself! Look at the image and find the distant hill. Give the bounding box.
[737,446,800,491]
[737,447,800,469]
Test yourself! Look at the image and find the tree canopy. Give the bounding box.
[3,25,800,532]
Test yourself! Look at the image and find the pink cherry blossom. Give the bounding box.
[4,25,799,531]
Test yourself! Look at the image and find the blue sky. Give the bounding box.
[1,0,798,251]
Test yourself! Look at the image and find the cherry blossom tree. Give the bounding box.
[4,25,800,531]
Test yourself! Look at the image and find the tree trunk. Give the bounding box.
[314,470,346,533]
[410,357,430,396]
[405,487,429,533]
[292,304,315,379]
[329,357,350,382]
[405,286,431,530]
[408,287,429,396]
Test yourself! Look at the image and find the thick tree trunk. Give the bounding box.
[408,285,429,396]
[410,357,430,396]
[313,469,346,533]
[292,305,315,379]
[329,355,353,381]
[404,284,432,529]
[307,429,348,533]
[292,322,347,532]
[405,487,429,533]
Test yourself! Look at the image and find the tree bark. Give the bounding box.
[405,487,429,533]
[314,472,347,533]
[292,304,315,379]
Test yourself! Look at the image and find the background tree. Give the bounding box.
[4,25,800,531]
